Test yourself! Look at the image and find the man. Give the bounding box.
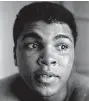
[0,2,89,101]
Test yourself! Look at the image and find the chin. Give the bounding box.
[33,84,60,97]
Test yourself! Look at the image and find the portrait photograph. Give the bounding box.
[0,1,89,101]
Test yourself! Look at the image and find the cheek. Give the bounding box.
[17,50,39,72]
[58,54,74,81]
[57,49,74,68]
[54,52,74,75]
[59,55,74,68]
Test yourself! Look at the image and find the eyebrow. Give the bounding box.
[22,32,42,41]
[54,34,72,42]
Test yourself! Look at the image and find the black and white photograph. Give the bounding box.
[0,1,89,101]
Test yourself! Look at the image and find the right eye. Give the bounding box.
[24,43,39,49]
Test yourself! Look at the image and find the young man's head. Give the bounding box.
[13,2,78,98]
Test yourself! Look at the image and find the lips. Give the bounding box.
[34,72,59,84]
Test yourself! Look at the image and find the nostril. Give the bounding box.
[37,57,57,66]
[51,61,56,64]
[41,61,47,65]
[37,58,47,65]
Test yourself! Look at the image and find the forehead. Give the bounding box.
[21,21,73,42]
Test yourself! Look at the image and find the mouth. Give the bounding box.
[34,72,59,85]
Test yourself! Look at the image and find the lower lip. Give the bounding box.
[35,75,58,85]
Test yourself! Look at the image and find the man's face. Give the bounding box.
[15,21,74,97]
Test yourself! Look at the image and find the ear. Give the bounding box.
[13,46,18,66]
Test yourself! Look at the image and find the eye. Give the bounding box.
[29,43,38,49]
[24,43,39,49]
[56,44,68,51]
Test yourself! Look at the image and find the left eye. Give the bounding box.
[28,43,38,49]
[56,44,68,51]
[24,43,39,49]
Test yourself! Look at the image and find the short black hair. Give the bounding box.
[13,2,78,47]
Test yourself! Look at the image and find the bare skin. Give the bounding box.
[0,21,89,101]
[15,21,74,101]
[0,72,89,101]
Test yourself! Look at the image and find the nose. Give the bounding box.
[38,57,57,66]
[37,50,57,67]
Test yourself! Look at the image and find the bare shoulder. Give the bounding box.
[73,72,89,89]
[0,73,18,87]
[69,72,89,101]
[0,74,41,101]
[0,73,20,101]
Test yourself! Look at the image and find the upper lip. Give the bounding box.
[35,71,59,78]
